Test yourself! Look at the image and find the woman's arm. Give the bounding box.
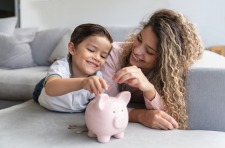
[144,91,163,110]
[112,65,179,129]
[113,66,155,95]
[113,65,163,109]
[129,108,179,130]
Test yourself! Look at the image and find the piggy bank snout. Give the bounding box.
[113,115,128,129]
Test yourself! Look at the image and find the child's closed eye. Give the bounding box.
[101,55,107,59]
[87,48,95,52]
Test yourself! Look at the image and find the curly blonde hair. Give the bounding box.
[121,9,204,129]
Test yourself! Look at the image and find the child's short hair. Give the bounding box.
[68,24,113,61]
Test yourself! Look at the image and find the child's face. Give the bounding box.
[69,35,111,77]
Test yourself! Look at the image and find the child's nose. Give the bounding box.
[93,54,101,62]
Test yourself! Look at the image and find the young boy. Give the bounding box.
[33,23,113,112]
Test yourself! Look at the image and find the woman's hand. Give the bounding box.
[82,76,108,96]
[112,66,156,101]
[129,108,179,130]
[112,66,153,92]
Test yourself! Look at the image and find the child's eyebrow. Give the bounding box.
[87,43,98,49]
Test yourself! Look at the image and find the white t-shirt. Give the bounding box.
[38,58,102,112]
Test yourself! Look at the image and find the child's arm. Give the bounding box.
[45,76,108,96]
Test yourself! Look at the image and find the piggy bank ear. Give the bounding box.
[95,93,110,111]
[116,91,131,105]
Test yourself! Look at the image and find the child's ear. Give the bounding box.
[68,42,75,55]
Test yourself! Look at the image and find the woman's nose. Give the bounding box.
[133,44,145,55]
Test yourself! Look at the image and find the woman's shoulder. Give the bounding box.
[110,42,125,58]
[112,42,124,49]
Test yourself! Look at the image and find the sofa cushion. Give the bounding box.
[0,66,48,101]
[0,17,17,34]
[48,29,73,63]
[187,50,225,131]
[30,28,70,66]
[105,26,137,41]
[0,28,37,69]
[14,28,38,43]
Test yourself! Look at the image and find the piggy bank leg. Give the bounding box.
[87,131,96,137]
[113,132,124,139]
[97,135,111,143]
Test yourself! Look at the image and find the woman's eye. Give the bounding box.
[137,35,142,42]
[147,51,154,55]
[146,49,155,55]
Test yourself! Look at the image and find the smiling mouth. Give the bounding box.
[87,61,99,68]
[132,54,141,62]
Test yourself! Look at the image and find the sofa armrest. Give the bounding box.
[186,50,225,131]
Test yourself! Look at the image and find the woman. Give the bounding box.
[101,9,203,130]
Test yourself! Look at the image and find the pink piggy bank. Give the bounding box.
[84,91,131,143]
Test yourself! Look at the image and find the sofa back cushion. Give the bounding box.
[30,28,69,66]
[105,26,137,41]
[0,28,37,69]
[0,17,17,35]
[48,29,73,63]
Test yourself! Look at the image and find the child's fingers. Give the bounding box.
[92,77,104,94]
[98,77,108,90]
[90,82,98,96]
[88,77,108,95]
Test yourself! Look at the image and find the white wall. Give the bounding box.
[20,0,225,48]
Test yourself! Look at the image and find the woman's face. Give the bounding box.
[129,26,158,73]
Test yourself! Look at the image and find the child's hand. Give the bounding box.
[82,76,108,96]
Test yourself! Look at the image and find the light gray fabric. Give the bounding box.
[0,100,24,110]
[14,28,38,43]
[186,50,225,131]
[30,28,70,66]
[0,28,37,69]
[0,100,225,148]
[48,29,72,63]
[0,66,48,101]
[0,17,17,34]
[105,26,138,41]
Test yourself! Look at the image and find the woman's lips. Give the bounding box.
[131,54,141,62]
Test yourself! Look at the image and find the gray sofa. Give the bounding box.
[0,26,225,147]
